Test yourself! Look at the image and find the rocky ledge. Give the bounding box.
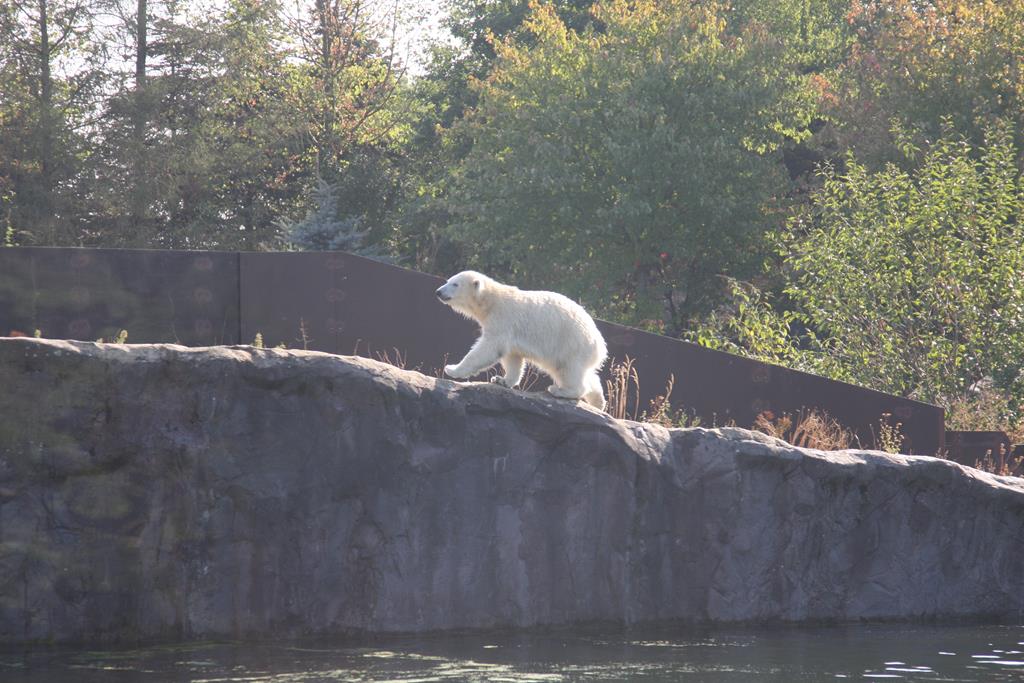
[1,337,1023,644]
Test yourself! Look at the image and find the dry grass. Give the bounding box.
[641,372,675,426]
[605,358,702,427]
[364,350,690,427]
[753,408,855,451]
[374,347,408,369]
[481,360,544,391]
[870,413,905,454]
[605,357,641,421]
[364,341,544,387]
[974,444,1024,477]
[354,341,448,377]
[297,317,311,350]
[640,374,701,428]
[432,354,450,379]
[516,363,545,392]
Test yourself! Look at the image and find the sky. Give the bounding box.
[43,0,456,85]
[395,1,454,76]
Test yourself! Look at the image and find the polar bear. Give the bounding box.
[435,271,607,410]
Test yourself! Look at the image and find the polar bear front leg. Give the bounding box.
[490,354,524,388]
[445,336,501,380]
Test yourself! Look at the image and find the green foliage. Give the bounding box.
[390,0,601,274]
[827,0,1024,165]
[727,0,853,73]
[946,387,1024,443]
[694,120,1024,424]
[788,120,1024,405]
[175,0,308,249]
[450,0,816,333]
[689,279,817,372]
[1,0,409,251]
[0,0,106,245]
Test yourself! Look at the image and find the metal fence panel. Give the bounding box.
[596,318,941,454]
[944,431,1013,468]
[238,252,478,371]
[0,247,240,345]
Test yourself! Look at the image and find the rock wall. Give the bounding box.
[1,338,1022,644]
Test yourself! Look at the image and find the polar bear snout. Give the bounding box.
[435,287,451,302]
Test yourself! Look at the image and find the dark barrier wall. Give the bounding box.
[0,248,239,345]
[592,321,942,454]
[0,246,944,454]
[239,252,478,370]
[944,431,1014,469]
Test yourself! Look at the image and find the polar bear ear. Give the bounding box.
[473,277,483,292]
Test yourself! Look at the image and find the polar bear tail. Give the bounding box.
[582,371,606,411]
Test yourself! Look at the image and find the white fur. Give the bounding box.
[436,271,608,410]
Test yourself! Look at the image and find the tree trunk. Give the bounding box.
[129,0,148,244]
[37,0,55,243]
[316,0,335,174]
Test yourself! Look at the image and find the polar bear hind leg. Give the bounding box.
[546,357,588,402]
[546,355,605,410]
[547,381,586,401]
[582,371,606,411]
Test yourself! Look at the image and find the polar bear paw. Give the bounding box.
[444,364,467,379]
[490,375,512,388]
[547,384,582,401]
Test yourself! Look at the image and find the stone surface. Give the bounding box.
[1,337,1023,644]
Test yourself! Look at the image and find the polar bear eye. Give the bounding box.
[451,283,458,288]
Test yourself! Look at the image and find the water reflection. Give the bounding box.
[1,624,1023,682]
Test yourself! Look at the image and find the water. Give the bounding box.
[2,623,1024,682]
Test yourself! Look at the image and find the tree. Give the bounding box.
[91,0,310,248]
[693,120,1024,424]
[129,0,148,232]
[179,0,308,249]
[0,0,23,244]
[279,173,378,255]
[826,0,1024,165]
[250,0,418,255]
[727,0,852,73]
[0,0,104,245]
[449,0,815,333]
[92,0,219,246]
[286,0,408,172]
[391,0,602,273]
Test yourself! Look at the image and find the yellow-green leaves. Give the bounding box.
[451,0,816,333]
[697,119,1024,420]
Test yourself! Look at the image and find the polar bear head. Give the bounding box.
[435,270,491,320]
